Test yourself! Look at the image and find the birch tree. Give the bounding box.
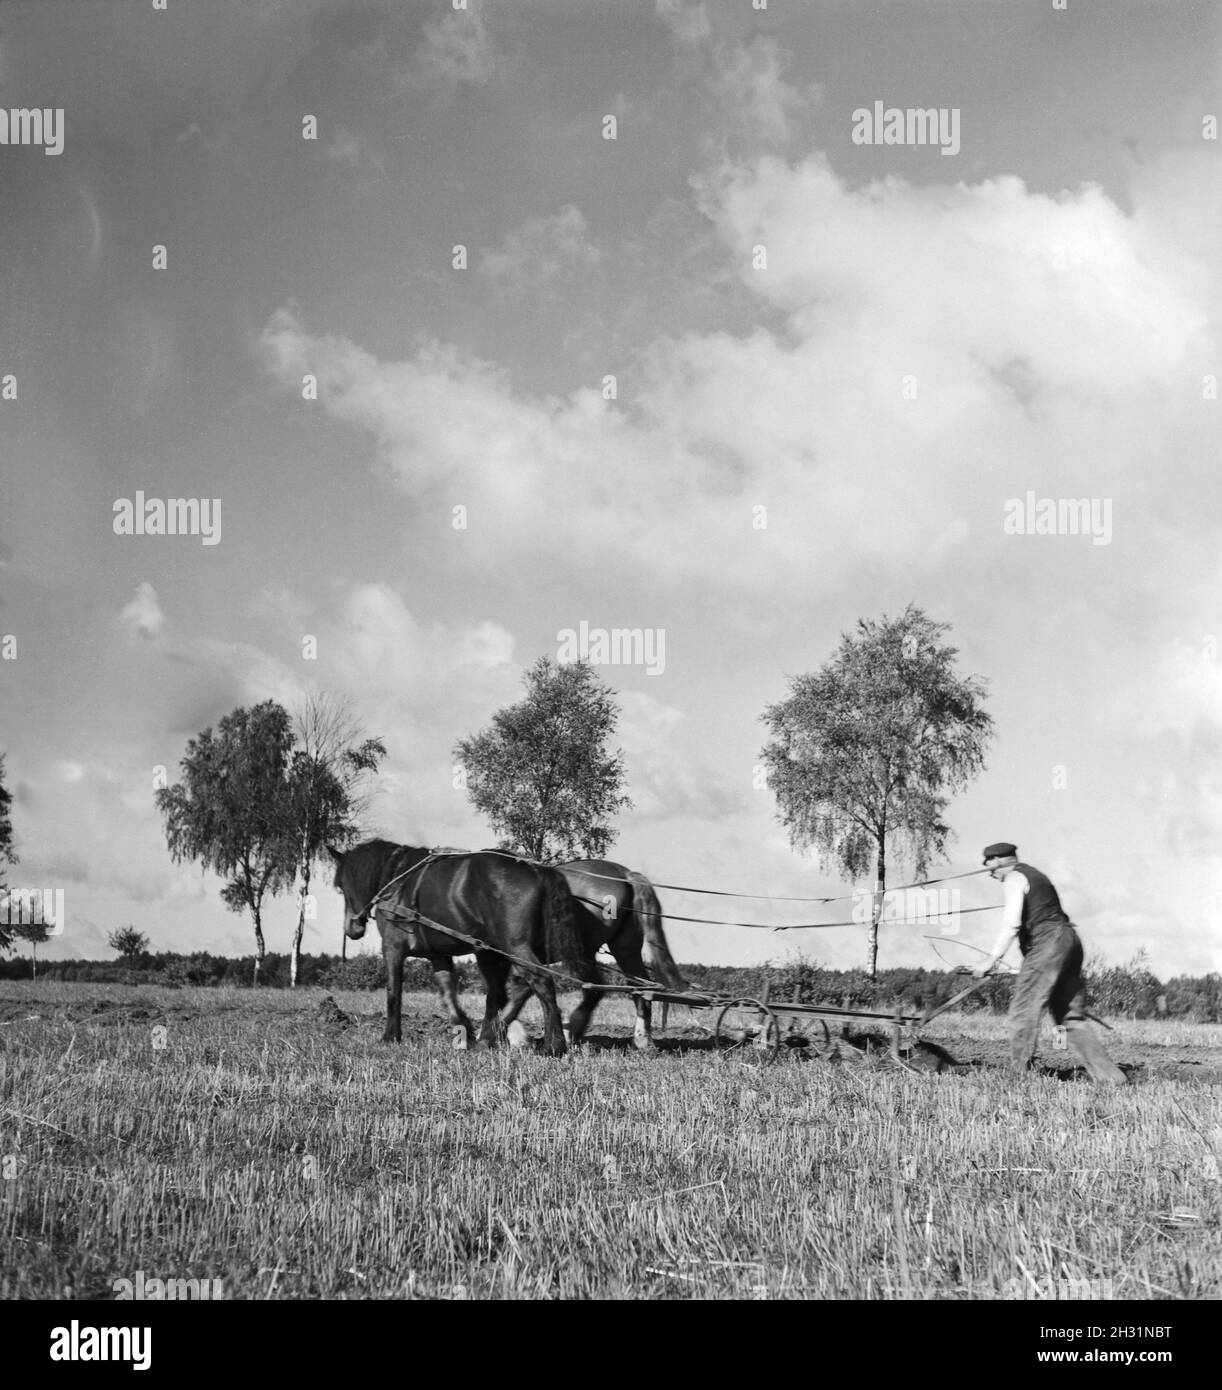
[455,657,631,863]
[760,606,994,978]
[287,693,385,984]
[155,702,298,984]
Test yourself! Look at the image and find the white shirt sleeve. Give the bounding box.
[988,871,1028,961]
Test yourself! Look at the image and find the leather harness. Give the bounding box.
[368,850,448,953]
[350,846,646,991]
[366,847,535,954]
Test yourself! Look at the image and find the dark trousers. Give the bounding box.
[1009,922,1126,1083]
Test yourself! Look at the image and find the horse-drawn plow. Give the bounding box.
[582,975,985,1070]
[331,838,998,1063]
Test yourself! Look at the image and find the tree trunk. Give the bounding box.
[868,842,886,981]
[253,913,265,987]
[291,865,309,989]
[30,942,37,983]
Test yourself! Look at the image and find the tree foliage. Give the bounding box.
[760,605,994,977]
[155,701,300,983]
[454,657,632,862]
[108,926,150,961]
[153,696,386,985]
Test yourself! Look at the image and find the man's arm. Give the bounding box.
[973,872,1027,977]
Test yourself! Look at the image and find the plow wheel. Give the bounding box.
[714,998,781,1058]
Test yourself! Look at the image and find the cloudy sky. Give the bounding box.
[2,0,1220,977]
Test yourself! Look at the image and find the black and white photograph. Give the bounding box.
[1,0,1219,1336]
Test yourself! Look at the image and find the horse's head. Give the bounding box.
[328,842,373,940]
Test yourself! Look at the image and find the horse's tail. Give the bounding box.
[539,866,596,983]
[626,870,689,991]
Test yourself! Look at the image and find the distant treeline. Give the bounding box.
[0,951,376,992]
[1,950,1219,1021]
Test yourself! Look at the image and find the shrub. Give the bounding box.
[1160,972,1221,1023]
[319,954,459,992]
[1084,949,1163,1018]
[321,954,387,991]
[767,957,825,1005]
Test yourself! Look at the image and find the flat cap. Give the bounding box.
[982,842,1018,862]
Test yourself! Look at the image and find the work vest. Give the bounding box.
[1013,862,1069,954]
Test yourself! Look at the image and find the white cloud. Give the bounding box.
[120,582,164,640]
[655,0,711,47]
[414,9,506,87]
[653,13,820,147]
[326,123,380,173]
[697,156,1203,391]
[259,143,1216,613]
[711,38,821,147]
[619,691,745,822]
[478,205,600,298]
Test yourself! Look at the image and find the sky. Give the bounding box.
[1,0,1221,978]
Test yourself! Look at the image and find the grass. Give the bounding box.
[0,981,1219,1300]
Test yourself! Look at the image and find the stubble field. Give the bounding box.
[1,981,1219,1300]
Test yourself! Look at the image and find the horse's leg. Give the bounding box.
[520,961,567,1057]
[383,936,405,1044]
[564,984,605,1048]
[476,953,510,1047]
[494,967,565,1052]
[431,954,476,1050]
[496,971,535,1028]
[610,938,655,1051]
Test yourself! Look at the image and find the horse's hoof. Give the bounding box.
[451,1026,470,1052]
[506,1021,529,1048]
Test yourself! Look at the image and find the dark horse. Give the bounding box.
[443,858,689,1050]
[547,860,688,1050]
[329,839,591,1055]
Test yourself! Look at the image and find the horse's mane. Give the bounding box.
[338,838,428,904]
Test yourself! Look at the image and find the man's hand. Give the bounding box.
[971,959,995,980]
